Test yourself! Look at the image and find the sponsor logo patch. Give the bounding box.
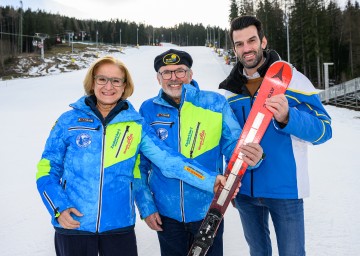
[123,133,134,154]
[184,166,205,180]
[111,129,121,149]
[157,128,168,140]
[198,130,206,150]
[78,117,94,123]
[185,127,193,147]
[76,133,91,148]
[157,113,170,118]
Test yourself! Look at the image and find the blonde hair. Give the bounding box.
[83,56,134,99]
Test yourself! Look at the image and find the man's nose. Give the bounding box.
[170,71,177,79]
[243,42,252,52]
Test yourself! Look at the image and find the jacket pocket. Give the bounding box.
[68,125,100,131]
[61,179,67,190]
[129,182,135,216]
[150,121,174,127]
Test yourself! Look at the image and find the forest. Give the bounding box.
[0,0,359,87]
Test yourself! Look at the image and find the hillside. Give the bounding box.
[0,43,125,80]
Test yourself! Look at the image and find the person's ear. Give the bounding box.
[156,73,162,85]
[261,36,268,50]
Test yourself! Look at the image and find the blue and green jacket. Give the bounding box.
[36,95,218,233]
[219,50,332,199]
[136,82,246,223]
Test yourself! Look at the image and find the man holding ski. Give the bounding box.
[219,15,332,255]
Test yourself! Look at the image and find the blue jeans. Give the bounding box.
[235,194,305,256]
[157,215,224,256]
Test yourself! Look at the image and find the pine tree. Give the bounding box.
[229,0,239,24]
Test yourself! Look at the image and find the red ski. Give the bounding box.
[188,61,293,256]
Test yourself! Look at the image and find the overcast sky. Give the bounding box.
[1,0,351,29]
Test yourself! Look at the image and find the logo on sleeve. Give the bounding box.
[184,166,205,180]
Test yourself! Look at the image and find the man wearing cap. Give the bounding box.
[135,49,263,256]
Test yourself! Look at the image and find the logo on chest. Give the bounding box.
[78,118,94,123]
[198,130,206,150]
[76,133,92,148]
[157,128,168,140]
[157,113,170,118]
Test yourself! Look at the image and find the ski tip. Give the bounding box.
[268,60,293,85]
[271,60,293,74]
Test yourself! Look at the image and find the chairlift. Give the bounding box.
[32,40,38,47]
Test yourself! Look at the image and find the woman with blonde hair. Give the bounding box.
[36,56,225,256]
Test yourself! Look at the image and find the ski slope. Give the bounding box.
[0,44,359,255]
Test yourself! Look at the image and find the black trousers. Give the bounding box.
[157,215,224,256]
[54,229,138,256]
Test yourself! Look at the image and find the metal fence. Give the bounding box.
[319,77,360,110]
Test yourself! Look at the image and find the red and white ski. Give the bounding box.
[188,61,293,256]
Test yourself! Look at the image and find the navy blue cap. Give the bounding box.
[154,49,193,72]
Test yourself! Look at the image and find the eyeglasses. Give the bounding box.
[94,75,126,87]
[158,69,188,80]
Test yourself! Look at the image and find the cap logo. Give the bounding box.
[163,53,180,65]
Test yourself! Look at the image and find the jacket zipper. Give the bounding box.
[115,125,130,158]
[150,121,175,127]
[43,191,59,217]
[96,126,106,233]
[178,110,186,222]
[68,125,100,131]
[62,180,66,190]
[190,122,201,159]
[130,182,134,216]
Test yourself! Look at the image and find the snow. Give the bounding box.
[0,44,359,255]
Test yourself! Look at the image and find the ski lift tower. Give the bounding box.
[18,1,23,53]
[65,31,74,46]
[34,33,49,60]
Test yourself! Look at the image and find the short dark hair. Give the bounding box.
[229,15,264,46]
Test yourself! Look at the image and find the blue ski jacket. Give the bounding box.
[219,50,332,199]
[36,96,218,233]
[136,82,251,223]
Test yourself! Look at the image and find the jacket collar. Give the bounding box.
[219,49,281,95]
[71,96,141,125]
[84,95,129,125]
